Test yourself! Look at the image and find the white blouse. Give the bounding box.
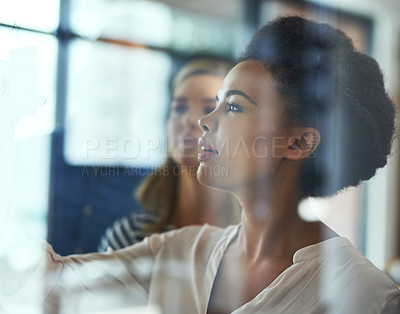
[41,224,399,313]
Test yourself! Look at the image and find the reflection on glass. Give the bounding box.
[65,39,172,167]
[70,0,173,46]
[0,0,60,32]
[70,0,237,57]
[0,27,57,313]
[170,11,236,56]
[259,0,371,253]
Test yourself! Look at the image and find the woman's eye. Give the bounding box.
[171,104,187,114]
[226,103,243,113]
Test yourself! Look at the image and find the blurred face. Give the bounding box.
[197,60,291,192]
[167,74,224,168]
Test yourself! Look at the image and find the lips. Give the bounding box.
[198,137,218,160]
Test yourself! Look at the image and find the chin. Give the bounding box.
[196,163,230,191]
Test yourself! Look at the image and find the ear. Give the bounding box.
[284,128,320,161]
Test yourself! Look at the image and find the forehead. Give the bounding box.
[219,60,280,105]
[174,73,223,95]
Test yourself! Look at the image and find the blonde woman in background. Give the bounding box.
[99,59,240,251]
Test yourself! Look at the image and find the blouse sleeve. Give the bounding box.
[44,237,155,313]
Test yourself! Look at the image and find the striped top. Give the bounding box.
[98,211,175,251]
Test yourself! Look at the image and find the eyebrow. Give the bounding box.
[173,97,215,104]
[172,97,187,102]
[217,89,258,106]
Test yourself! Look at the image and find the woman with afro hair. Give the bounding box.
[40,16,399,314]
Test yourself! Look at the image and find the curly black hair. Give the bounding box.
[239,16,396,197]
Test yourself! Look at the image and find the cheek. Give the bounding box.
[251,136,287,159]
[220,129,273,160]
[220,130,284,179]
[167,119,175,138]
[251,137,270,158]
[167,119,178,151]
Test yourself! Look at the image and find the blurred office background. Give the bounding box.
[0,0,399,310]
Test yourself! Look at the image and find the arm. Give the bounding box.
[44,238,154,313]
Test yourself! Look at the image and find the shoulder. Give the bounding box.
[323,239,400,312]
[330,244,397,287]
[382,295,400,314]
[294,237,399,313]
[147,224,238,255]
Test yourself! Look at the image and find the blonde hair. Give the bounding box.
[136,58,234,232]
[172,59,234,92]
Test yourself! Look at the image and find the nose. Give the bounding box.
[198,110,217,133]
[187,107,201,130]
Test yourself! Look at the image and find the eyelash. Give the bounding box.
[226,102,243,113]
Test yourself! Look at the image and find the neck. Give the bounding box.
[170,171,236,228]
[233,164,337,263]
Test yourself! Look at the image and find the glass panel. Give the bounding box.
[170,9,237,56]
[260,1,371,52]
[259,0,373,251]
[64,39,172,167]
[0,0,60,33]
[0,28,57,313]
[70,0,173,46]
[70,0,237,57]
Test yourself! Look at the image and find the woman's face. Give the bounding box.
[167,74,224,168]
[197,60,292,192]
